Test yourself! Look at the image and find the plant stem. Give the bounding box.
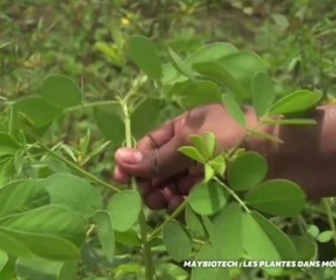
[214,177,251,213]
[121,100,154,280]
[66,100,119,112]
[148,199,189,240]
[39,144,120,193]
[322,198,336,250]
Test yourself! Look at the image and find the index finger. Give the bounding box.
[137,120,175,150]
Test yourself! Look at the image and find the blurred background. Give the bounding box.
[1,0,336,101]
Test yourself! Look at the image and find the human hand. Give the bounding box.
[113,103,257,211]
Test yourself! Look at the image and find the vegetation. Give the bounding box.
[1,1,336,279]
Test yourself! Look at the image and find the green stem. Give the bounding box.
[39,144,120,193]
[66,100,119,112]
[121,100,154,280]
[148,199,189,240]
[214,177,251,213]
[322,198,336,250]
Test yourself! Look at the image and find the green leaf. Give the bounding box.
[317,230,334,243]
[269,90,322,116]
[242,213,282,276]
[41,75,82,109]
[168,48,195,80]
[0,156,15,186]
[187,42,238,65]
[219,51,266,98]
[156,263,189,280]
[191,243,229,280]
[131,98,160,139]
[44,173,102,217]
[93,104,124,146]
[185,206,207,238]
[228,152,267,191]
[209,155,226,175]
[126,35,162,80]
[193,62,245,98]
[178,146,205,163]
[245,179,306,217]
[290,235,317,260]
[211,203,243,260]
[204,164,214,182]
[0,227,80,260]
[114,230,141,247]
[14,97,62,127]
[176,81,222,109]
[161,63,187,85]
[58,260,79,280]
[16,256,63,280]
[188,132,217,160]
[107,190,141,232]
[0,180,49,217]
[0,251,8,273]
[95,42,124,67]
[204,132,216,158]
[0,205,86,246]
[252,211,299,260]
[0,133,20,156]
[0,254,16,279]
[272,14,289,31]
[251,71,275,117]
[221,94,246,127]
[93,211,115,261]
[0,230,32,258]
[188,135,209,160]
[262,118,317,126]
[163,220,192,262]
[189,181,227,216]
[306,225,319,238]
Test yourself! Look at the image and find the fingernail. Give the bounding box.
[116,148,143,164]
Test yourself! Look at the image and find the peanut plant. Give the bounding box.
[0,34,334,280]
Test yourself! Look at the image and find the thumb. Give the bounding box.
[115,137,191,179]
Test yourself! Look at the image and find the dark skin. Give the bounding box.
[114,103,336,210]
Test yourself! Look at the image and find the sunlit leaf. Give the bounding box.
[178,146,205,163]
[251,71,275,117]
[221,94,246,127]
[269,90,322,116]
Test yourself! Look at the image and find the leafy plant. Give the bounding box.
[0,27,334,280]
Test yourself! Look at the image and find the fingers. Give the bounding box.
[115,136,191,179]
[137,120,175,150]
[141,169,203,210]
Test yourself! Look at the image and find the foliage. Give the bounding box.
[1,1,336,279]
